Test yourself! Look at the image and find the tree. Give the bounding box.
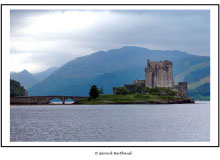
[89,85,99,99]
[115,87,128,95]
[10,79,26,97]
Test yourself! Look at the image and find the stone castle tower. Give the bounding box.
[145,59,174,88]
[113,59,188,97]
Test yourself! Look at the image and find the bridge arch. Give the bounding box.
[49,97,63,104]
[64,97,75,104]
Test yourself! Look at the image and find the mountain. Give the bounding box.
[28,46,210,100]
[188,83,210,101]
[11,70,38,89]
[10,67,59,89]
[33,67,58,82]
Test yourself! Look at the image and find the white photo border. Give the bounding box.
[1,4,219,147]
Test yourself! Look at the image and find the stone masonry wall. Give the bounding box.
[145,59,174,88]
[173,82,188,97]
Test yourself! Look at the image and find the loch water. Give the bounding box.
[10,101,210,142]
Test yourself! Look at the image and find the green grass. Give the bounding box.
[79,93,184,104]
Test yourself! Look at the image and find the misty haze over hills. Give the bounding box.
[10,67,58,89]
[12,46,208,100]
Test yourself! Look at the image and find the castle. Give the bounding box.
[113,59,188,97]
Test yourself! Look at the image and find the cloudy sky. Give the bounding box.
[10,10,210,73]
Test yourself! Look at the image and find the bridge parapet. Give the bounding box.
[10,96,89,105]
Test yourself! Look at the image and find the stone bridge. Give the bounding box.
[10,96,89,105]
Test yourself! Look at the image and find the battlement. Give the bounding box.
[147,59,172,69]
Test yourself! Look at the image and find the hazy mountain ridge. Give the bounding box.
[28,46,210,100]
[188,83,210,100]
[33,67,58,82]
[10,67,58,89]
[11,70,38,89]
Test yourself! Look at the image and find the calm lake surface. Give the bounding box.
[10,101,210,142]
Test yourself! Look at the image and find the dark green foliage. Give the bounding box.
[114,87,128,95]
[80,93,185,104]
[136,87,150,94]
[125,86,177,97]
[89,85,99,99]
[135,86,142,93]
[10,79,26,97]
[147,87,177,96]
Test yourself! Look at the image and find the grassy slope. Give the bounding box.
[79,94,185,104]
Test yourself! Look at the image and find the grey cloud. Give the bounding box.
[10,10,210,72]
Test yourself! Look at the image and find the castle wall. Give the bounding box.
[145,67,153,88]
[124,84,137,93]
[173,82,188,97]
[113,87,120,95]
[145,59,174,88]
[132,79,145,87]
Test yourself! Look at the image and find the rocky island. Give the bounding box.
[10,59,194,105]
[79,59,194,104]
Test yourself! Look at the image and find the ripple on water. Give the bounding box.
[10,102,210,142]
